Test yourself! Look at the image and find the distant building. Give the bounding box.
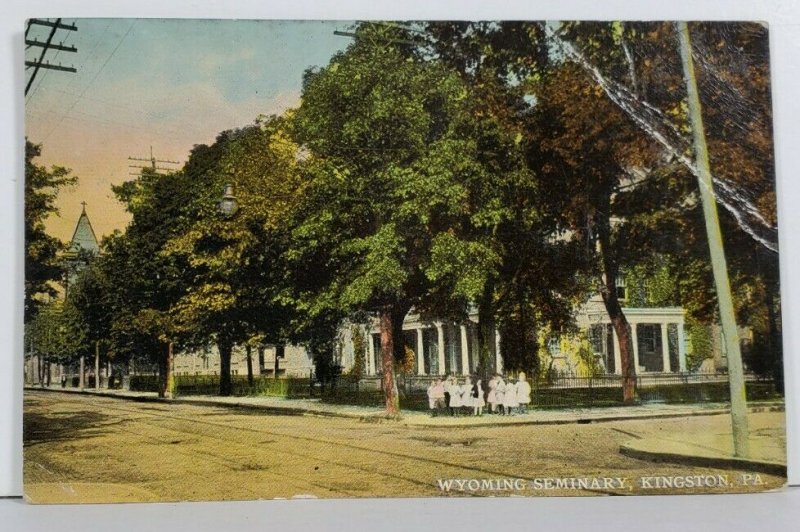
[172,344,313,378]
[63,202,100,295]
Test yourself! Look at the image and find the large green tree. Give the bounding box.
[104,167,195,397]
[24,140,77,320]
[291,23,506,414]
[164,118,304,395]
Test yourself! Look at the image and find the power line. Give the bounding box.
[26,29,77,103]
[42,20,136,143]
[127,146,182,178]
[25,18,78,96]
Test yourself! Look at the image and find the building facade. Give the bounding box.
[336,298,689,379]
[172,344,314,378]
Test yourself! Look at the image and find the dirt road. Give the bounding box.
[23,390,787,503]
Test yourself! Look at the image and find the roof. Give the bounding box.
[68,204,100,255]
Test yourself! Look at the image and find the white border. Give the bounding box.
[2,1,798,527]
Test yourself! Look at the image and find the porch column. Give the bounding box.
[367,331,375,375]
[436,323,446,376]
[79,356,85,390]
[659,323,669,372]
[677,321,687,372]
[631,324,641,372]
[494,330,503,374]
[416,328,425,375]
[612,329,622,375]
[471,326,480,373]
[460,325,470,375]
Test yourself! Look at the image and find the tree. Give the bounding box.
[421,22,605,379]
[291,23,505,414]
[26,301,80,385]
[62,259,112,379]
[104,167,195,398]
[24,140,77,320]
[164,118,305,395]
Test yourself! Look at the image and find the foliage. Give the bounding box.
[290,22,515,412]
[25,301,82,365]
[162,119,305,395]
[347,325,367,383]
[685,316,713,371]
[535,325,602,379]
[24,140,77,320]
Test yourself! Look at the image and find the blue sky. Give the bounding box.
[25,19,352,241]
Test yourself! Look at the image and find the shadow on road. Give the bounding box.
[23,397,120,448]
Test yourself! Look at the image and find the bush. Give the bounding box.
[168,375,311,398]
[129,375,159,392]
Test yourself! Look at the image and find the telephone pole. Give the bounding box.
[127,146,181,177]
[677,21,750,458]
[25,18,78,96]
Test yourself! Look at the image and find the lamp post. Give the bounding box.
[218,183,239,218]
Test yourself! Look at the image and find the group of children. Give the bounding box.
[426,373,532,417]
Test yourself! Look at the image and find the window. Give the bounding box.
[548,337,562,357]
[589,324,605,354]
[615,273,626,301]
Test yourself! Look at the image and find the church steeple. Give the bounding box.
[68,202,99,255]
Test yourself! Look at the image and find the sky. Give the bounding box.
[25,19,352,242]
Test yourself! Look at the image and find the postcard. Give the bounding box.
[23,19,786,503]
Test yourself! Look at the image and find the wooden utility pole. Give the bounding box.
[127,146,181,177]
[677,21,750,457]
[25,18,78,96]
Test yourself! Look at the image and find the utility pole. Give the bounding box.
[25,18,78,96]
[127,146,180,177]
[677,21,750,458]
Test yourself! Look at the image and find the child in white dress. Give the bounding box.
[449,376,463,415]
[495,376,506,415]
[460,377,472,416]
[486,375,497,414]
[503,377,518,415]
[472,378,485,416]
[516,372,532,414]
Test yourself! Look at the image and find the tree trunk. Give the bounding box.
[379,306,400,416]
[158,342,174,398]
[604,297,636,403]
[95,341,100,391]
[595,211,636,404]
[165,342,174,399]
[476,278,496,380]
[246,344,254,387]
[218,338,233,396]
[157,345,167,398]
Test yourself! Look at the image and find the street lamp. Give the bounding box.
[218,183,239,218]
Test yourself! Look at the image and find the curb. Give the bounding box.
[619,441,787,476]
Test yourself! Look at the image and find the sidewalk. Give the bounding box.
[620,430,787,476]
[26,384,784,428]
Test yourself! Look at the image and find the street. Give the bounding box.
[23,391,787,503]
